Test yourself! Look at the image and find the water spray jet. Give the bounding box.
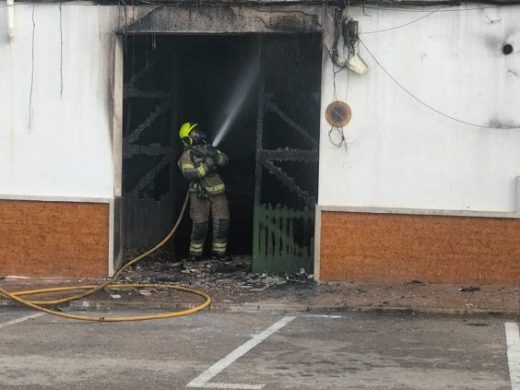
[212,50,260,147]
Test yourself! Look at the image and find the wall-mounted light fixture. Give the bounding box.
[347,54,368,75]
[343,20,367,75]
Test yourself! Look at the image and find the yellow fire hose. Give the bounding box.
[0,191,212,322]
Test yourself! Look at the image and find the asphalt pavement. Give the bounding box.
[0,308,517,389]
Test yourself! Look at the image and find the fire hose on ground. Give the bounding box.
[0,191,212,322]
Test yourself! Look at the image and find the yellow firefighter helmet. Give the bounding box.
[179,122,199,145]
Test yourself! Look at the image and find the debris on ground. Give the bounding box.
[121,255,313,293]
[407,280,424,285]
[459,286,481,292]
[3,250,520,314]
[139,290,153,297]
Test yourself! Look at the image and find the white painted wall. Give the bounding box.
[0,3,120,198]
[2,2,519,212]
[319,5,520,212]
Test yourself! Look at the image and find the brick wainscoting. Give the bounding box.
[319,211,520,284]
[0,200,109,278]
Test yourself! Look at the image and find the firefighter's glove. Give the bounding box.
[204,156,216,171]
[206,146,219,159]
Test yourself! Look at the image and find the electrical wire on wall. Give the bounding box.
[328,124,348,150]
[329,62,349,152]
[326,5,357,152]
[358,38,520,130]
[358,6,446,34]
[344,3,504,12]
[329,7,348,69]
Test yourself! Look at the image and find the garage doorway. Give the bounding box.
[122,33,321,273]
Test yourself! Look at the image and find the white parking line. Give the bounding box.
[505,322,520,390]
[299,314,344,319]
[0,312,45,329]
[186,316,296,390]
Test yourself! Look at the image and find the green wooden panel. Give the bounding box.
[253,203,314,274]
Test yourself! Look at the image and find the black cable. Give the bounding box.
[7,0,520,5]
[345,3,505,12]
[102,0,520,5]
[347,0,520,6]
[359,6,445,34]
[332,62,345,100]
[359,38,520,130]
[329,127,347,149]
[329,6,348,69]
[29,4,36,130]
[1,1,513,9]
[329,20,350,153]
[59,1,63,97]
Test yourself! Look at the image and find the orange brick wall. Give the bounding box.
[0,200,109,278]
[319,211,520,284]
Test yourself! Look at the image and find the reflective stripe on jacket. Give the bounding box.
[178,145,228,195]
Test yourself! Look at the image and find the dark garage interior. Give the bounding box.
[122,33,321,270]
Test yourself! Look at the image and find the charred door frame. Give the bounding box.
[111,4,325,269]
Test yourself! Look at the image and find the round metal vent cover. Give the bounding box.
[325,101,352,127]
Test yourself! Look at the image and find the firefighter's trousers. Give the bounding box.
[189,192,230,257]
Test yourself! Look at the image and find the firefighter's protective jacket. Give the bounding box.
[178,144,228,196]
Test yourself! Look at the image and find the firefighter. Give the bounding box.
[178,122,230,261]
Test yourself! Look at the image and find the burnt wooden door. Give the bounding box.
[252,35,321,274]
[122,37,180,254]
